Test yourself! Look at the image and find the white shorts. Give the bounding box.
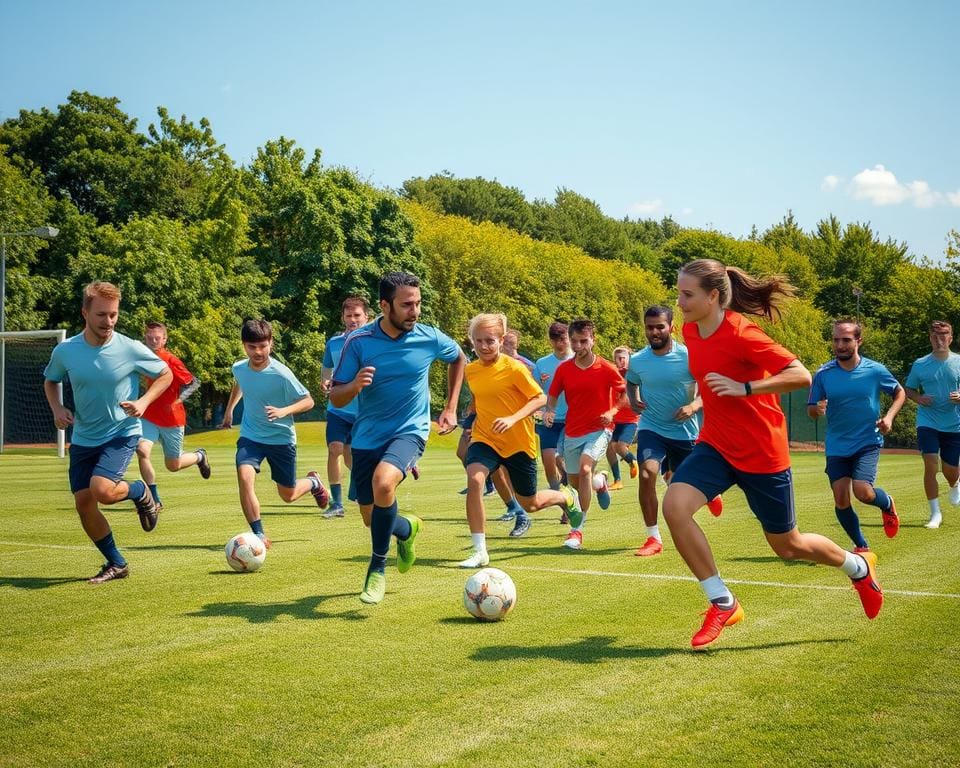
[563,428,612,470]
[140,420,185,459]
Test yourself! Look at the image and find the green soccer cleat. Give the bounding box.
[360,570,386,604]
[562,485,584,529]
[396,514,422,574]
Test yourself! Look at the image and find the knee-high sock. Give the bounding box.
[369,501,399,573]
[835,506,867,548]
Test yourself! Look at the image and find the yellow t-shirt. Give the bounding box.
[466,354,543,459]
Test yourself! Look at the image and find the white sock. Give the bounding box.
[698,574,734,606]
[647,525,661,541]
[841,551,868,580]
[930,498,942,515]
[471,533,486,552]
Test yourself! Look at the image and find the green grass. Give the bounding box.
[2,424,959,767]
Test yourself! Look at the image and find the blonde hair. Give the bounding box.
[613,345,631,357]
[679,259,795,321]
[82,281,121,309]
[468,313,508,341]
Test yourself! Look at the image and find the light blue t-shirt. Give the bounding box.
[331,318,462,449]
[905,352,960,432]
[43,332,167,447]
[532,352,573,422]
[808,357,901,456]
[322,332,358,421]
[232,357,310,445]
[625,343,699,442]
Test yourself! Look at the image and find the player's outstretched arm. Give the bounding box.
[626,382,646,415]
[877,385,907,434]
[220,383,243,428]
[438,351,468,432]
[493,393,547,434]
[44,380,74,429]
[121,367,173,417]
[705,359,811,397]
[330,366,375,408]
[265,393,315,421]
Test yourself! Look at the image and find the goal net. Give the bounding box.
[0,329,67,457]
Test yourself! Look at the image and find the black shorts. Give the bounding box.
[464,442,538,498]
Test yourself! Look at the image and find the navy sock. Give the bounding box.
[370,502,398,573]
[867,487,892,512]
[835,506,867,548]
[148,484,160,504]
[125,479,147,501]
[623,451,636,464]
[609,461,621,482]
[331,483,343,505]
[93,531,127,567]
[250,519,265,536]
[485,476,495,494]
[392,512,412,540]
[507,497,524,515]
[548,478,561,491]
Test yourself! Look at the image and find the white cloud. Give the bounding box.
[947,190,960,207]
[630,199,664,216]
[848,164,947,208]
[821,174,840,191]
[681,207,694,216]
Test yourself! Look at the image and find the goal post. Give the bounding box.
[0,329,67,457]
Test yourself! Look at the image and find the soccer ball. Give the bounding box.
[592,470,609,491]
[463,567,517,621]
[225,532,267,572]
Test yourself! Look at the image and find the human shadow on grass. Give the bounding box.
[0,575,88,590]
[727,556,816,567]
[185,593,366,623]
[468,634,850,663]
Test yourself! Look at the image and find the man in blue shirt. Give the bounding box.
[320,296,371,518]
[904,320,960,529]
[532,321,573,498]
[808,320,905,550]
[221,319,329,547]
[43,281,173,584]
[626,306,721,557]
[331,272,466,605]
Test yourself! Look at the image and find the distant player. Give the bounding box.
[532,321,573,497]
[458,313,582,567]
[544,319,626,550]
[503,328,536,371]
[663,259,883,649]
[43,281,172,583]
[626,306,721,558]
[220,319,329,547]
[606,345,640,490]
[808,320,905,550]
[904,320,960,529]
[136,321,211,510]
[320,296,371,518]
[330,271,466,605]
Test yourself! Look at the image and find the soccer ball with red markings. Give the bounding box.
[225,532,267,572]
[463,567,516,621]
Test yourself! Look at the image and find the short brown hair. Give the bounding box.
[342,296,370,314]
[145,321,167,332]
[568,319,595,337]
[82,281,121,309]
[241,319,273,343]
[931,320,953,334]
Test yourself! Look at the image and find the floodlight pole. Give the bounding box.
[852,287,864,325]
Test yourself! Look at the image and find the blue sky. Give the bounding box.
[2,0,958,260]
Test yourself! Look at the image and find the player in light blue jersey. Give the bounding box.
[808,320,905,550]
[626,306,721,557]
[220,320,329,548]
[320,296,371,518]
[43,282,173,584]
[904,320,960,529]
[330,272,466,605]
[532,321,573,505]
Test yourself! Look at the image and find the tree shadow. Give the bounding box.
[0,575,88,590]
[185,593,367,623]
[470,635,850,663]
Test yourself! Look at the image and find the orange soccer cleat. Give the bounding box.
[691,599,744,649]
[851,550,883,619]
[706,496,723,517]
[634,537,663,557]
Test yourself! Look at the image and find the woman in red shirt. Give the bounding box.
[663,259,883,649]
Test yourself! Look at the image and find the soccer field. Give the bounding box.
[2,424,958,768]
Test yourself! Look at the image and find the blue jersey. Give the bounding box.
[532,352,573,422]
[232,357,310,445]
[331,318,462,449]
[809,357,901,456]
[44,332,167,447]
[322,332,358,421]
[905,352,960,432]
[625,343,699,442]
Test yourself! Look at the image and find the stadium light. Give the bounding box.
[0,226,59,333]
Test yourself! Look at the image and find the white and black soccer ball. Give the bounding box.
[225,532,267,573]
[463,567,517,621]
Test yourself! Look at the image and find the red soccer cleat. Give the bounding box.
[852,550,883,619]
[706,496,723,517]
[691,599,744,649]
[634,536,663,557]
[881,496,899,538]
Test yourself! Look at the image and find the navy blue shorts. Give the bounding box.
[351,435,426,506]
[459,412,477,430]
[917,427,960,467]
[325,412,355,446]
[671,442,796,534]
[637,429,695,474]
[69,434,139,493]
[465,442,538,497]
[825,445,881,484]
[611,422,639,444]
[236,437,298,488]
[536,421,565,451]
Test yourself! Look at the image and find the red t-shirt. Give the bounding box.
[614,367,640,425]
[143,348,193,428]
[683,310,797,473]
[548,356,626,438]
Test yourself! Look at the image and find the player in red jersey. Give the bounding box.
[662,259,883,649]
[605,346,640,490]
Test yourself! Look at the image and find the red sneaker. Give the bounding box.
[706,496,723,517]
[691,599,744,649]
[852,551,883,619]
[881,496,899,538]
[307,471,329,509]
[563,530,583,550]
[634,536,663,557]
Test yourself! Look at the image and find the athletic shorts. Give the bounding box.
[611,422,639,444]
[917,427,960,467]
[464,442,538,498]
[140,419,185,459]
[825,445,881,485]
[236,437,297,488]
[351,435,426,506]
[563,429,612,471]
[536,421,565,451]
[636,429,695,474]
[671,441,796,534]
[69,434,139,494]
[459,412,477,430]
[325,412,355,446]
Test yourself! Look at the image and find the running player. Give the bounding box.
[606,345,640,490]
[503,328,535,371]
[532,322,573,497]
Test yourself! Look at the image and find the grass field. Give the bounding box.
[2,423,959,767]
